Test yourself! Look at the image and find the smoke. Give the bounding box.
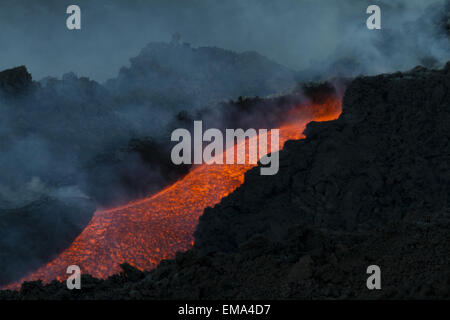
[0,0,448,82]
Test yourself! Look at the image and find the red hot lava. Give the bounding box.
[6,97,342,289]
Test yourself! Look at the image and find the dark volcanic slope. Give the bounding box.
[195,64,450,254]
[2,64,450,299]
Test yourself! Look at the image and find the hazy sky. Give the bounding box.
[0,0,443,82]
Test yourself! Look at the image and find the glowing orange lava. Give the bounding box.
[5,97,341,290]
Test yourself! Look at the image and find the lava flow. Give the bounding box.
[6,97,342,289]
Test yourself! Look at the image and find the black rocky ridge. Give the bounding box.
[2,63,450,299]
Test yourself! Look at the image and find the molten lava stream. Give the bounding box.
[5,97,342,289]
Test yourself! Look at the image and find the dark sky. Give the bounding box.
[0,0,441,82]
